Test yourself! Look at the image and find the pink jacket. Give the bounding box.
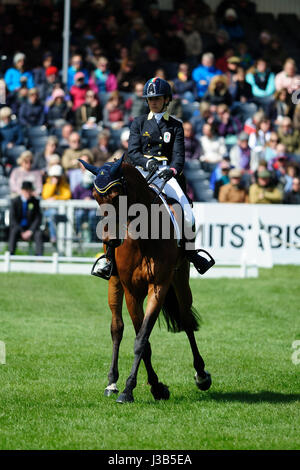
[88,73,118,94]
[275,71,300,94]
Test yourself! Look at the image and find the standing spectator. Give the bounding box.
[67,54,89,90]
[192,53,222,99]
[9,150,43,196]
[61,132,83,171]
[42,164,71,244]
[69,72,91,111]
[173,63,197,103]
[18,88,45,128]
[277,117,300,155]
[32,136,60,171]
[89,56,117,95]
[218,168,249,202]
[0,107,24,154]
[9,181,43,256]
[91,129,112,165]
[283,177,300,204]
[249,169,282,204]
[75,90,102,130]
[4,52,35,93]
[177,19,203,69]
[245,59,275,111]
[275,58,300,96]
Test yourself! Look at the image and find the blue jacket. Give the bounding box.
[4,67,35,92]
[0,121,24,151]
[67,67,89,90]
[246,71,275,98]
[192,65,222,98]
[19,100,45,127]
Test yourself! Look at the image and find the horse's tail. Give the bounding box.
[160,283,201,333]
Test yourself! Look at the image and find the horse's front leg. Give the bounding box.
[104,275,124,397]
[117,284,168,404]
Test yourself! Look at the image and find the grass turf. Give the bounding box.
[0,266,299,450]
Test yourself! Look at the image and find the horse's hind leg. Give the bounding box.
[186,329,212,391]
[104,275,124,397]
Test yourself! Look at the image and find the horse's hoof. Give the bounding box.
[104,388,119,397]
[116,392,134,404]
[151,382,170,400]
[194,371,212,391]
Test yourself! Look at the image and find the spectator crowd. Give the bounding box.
[1,0,300,251]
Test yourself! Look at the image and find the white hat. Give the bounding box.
[121,128,130,142]
[225,8,237,19]
[48,164,63,177]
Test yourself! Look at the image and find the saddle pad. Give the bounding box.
[149,184,181,245]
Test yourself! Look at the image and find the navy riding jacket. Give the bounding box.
[128,112,185,174]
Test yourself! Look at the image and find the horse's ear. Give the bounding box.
[78,159,100,175]
[110,155,124,178]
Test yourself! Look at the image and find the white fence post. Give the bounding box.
[52,252,59,274]
[4,251,10,272]
[66,203,74,257]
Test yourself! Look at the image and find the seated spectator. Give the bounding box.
[219,8,244,42]
[199,123,227,171]
[91,129,112,165]
[42,164,71,244]
[212,158,231,199]
[46,88,73,130]
[176,18,203,69]
[249,169,282,204]
[57,123,74,153]
[0,106,24,154]
[262,35,287,74]
[172,63,197,103]
[293,103,300,132]
[262,131,279,164]
[209,29,230,61]
[283,177,300,204]
[33,51,54,90]
[61,132,83,171]
[19,88,45,128]
[126,81,148,121]
[267,143,288,171]
[218,168,249,203]
[192,52,222,99]
[75,90,102,130]
[116,58,137,93]
[4,52,35,93]
[277,117,300,155]
[73,164,97,242]
[89,56,117,95]
[167,81,183,121]
[9,150,43,197]
[70,72,91,111]
[248,118,271,155]
[229,131,259,173]
[267,88,293,125]
[67,54,89,91]
[216,104,242,146]
[183,121,202,161]
[103,91,127,130]
[275,58,300,96]
[243,110,266,135]
[245,59,276,111]
[203,74,232,107]
[111,128,130,161]
[32,136,60,171]
[190,101,214,137]
[230,66,257,122]
[272,155,293,192]
[38,65,59,102]
[9,181,43,255]
[68,148,94,192]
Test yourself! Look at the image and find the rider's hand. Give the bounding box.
[146,159,159,172]
[158,168,177,181]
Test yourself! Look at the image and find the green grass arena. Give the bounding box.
[0,266,299,450]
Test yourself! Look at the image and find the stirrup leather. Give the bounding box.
[91,254,114,280]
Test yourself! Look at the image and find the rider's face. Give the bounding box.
[148,95,166,113]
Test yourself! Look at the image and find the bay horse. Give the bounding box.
[81,156,212,403]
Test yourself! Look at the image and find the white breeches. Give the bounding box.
[137,164,195,228]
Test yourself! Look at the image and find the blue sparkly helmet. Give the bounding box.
[143,77,172,101]
[78,156,124,195]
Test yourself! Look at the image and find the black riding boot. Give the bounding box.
[185,248,215,275]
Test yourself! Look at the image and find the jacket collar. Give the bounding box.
[147,111,170,121]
